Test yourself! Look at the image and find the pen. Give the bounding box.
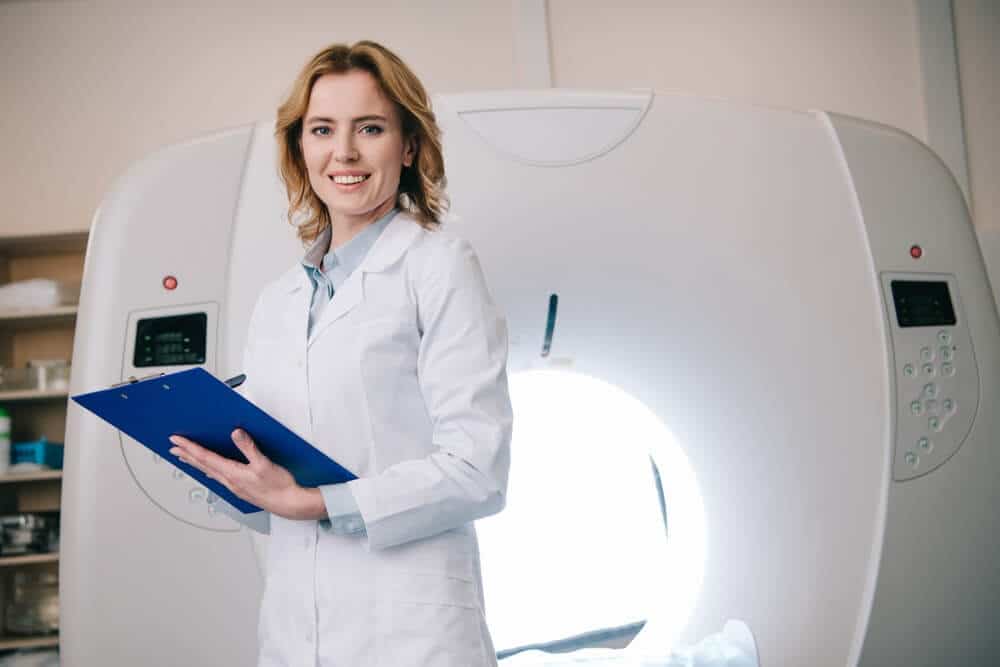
[224,373,247,389]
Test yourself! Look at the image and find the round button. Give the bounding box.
[943,398,956,413]
[940,347,954,362]
[920,347,934,362]
[910,400,923,415]
[905,451,919,468]
[903,364,916,377]
[922,363,936,376]
[189,487,206,503]
[938,331,951,345]
[918,437,933,453]
[922,383,937,399]
[928,416,941,431]
[942,363,956,377]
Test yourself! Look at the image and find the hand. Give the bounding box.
[168,429,322,520]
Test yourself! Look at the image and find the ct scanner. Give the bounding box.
[59,89,1000,666]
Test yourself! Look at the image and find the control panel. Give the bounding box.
[882,273,980,481]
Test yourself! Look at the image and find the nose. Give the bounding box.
[333,133,359,163]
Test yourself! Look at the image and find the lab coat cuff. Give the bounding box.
[319,482,366,535]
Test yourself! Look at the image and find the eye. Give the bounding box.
[310,126,331,137]
[359,125,384,136]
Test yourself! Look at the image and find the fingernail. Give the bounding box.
[169,447,180,456]
[169,436,179,445]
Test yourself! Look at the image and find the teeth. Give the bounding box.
[333,174,368,184]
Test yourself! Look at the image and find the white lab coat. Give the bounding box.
[240,211,512,666]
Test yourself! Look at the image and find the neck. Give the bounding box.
[329,197,395,250]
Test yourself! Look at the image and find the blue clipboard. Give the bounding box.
[71,367,357,514]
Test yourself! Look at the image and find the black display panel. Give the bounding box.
[890,280,956,328]
[133,313,208,367]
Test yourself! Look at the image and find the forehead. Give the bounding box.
[306,70,396,119]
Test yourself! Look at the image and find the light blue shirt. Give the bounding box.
[299,207,398,535]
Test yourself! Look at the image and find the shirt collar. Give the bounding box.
[301,207,399,277]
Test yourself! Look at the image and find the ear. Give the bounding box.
[402,135,417,168]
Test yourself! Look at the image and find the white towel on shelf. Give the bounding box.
[0,279,78,311]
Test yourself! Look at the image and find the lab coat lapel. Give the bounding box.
[278,266,312,346]
[306,212,424,347]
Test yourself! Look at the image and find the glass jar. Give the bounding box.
[4,570,59,635]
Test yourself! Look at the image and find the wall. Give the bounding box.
[0,0,995,240]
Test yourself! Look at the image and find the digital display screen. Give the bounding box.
[133,313,208,367]
[890,280,956,328]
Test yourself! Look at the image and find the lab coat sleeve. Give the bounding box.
[349,237,513,550]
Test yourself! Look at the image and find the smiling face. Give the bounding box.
[300,70,415,234]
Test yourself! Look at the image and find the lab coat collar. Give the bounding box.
[301,211,426,346]
[277,210,424,295]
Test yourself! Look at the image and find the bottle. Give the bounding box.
[0,407,10,475]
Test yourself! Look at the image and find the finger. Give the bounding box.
[231,429,265,465]
[169,438,242,479]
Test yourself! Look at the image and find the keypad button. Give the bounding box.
[172,469,185,480]
[918,437,933,452]
[920,347,934,362]
[943,399,955,413]
[922,383,937,399]
[903,364,916,377]
[938,331,951,345]
[940,347,954,362]
[922,363,936,376]
[942,363,956,377]
[910,401,923,415]
[928,417,941,431]
[189,487,206,503]
[905,451,919,468]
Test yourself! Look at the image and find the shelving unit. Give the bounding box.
[0,231,88,653]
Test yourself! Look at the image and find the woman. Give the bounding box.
[168,41,512,666]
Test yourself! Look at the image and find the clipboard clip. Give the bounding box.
[109,371,246,389]
[110,372,165,388]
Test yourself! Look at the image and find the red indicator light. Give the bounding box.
[163,275,178,290]
[910,245,923,259]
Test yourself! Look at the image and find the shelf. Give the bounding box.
[0,471,62,484]
[0,305,77,329]
[0,231,88,257]
[0,553,58,567]
[0,389,68,403]
[0,634,58,650]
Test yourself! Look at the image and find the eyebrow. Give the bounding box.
[304,114,387,126]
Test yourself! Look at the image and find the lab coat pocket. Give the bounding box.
[379,571,489,667]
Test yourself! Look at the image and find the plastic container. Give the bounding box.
[10,438,63,470]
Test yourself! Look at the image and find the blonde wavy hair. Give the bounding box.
[275,41,447,244]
